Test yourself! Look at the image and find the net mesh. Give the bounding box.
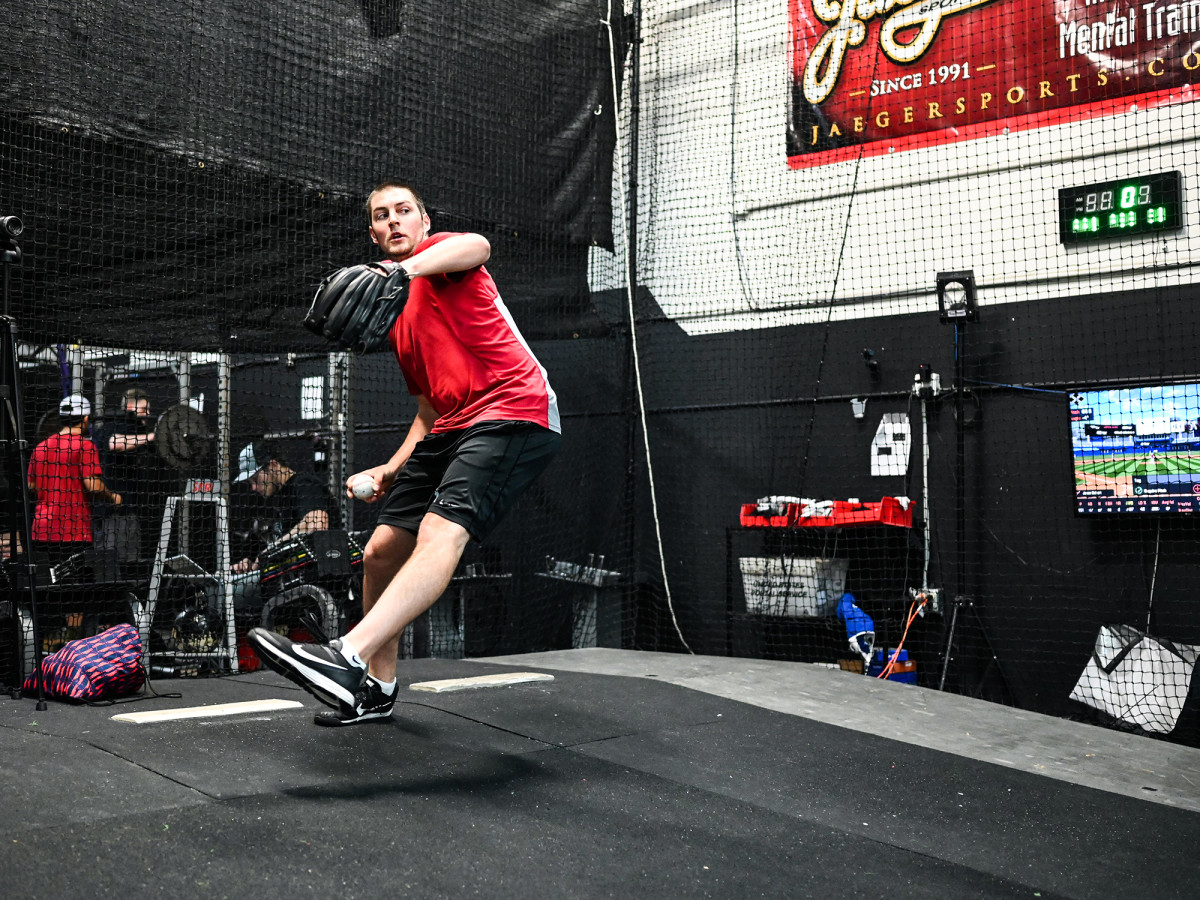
[2,0,1198,743]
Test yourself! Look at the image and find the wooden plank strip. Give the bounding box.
[409,672,555,693]
[112,698,304,724]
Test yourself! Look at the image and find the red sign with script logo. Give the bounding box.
[788,0,1200,167]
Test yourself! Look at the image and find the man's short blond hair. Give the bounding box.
[365,181,426,220]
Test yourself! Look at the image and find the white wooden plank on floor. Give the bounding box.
[112,698,304,724]
[409,672,554,693]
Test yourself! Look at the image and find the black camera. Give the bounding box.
[0,215,23,264]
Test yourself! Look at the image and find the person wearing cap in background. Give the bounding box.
[205,441,338,626]
[230,440,337,574]
[92,386,161,570]
[26,394,121,567]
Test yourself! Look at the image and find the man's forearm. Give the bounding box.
[401,233,490,277]
[287,509,330,537]
[109,432,154,451]
[384,400,436,477]
[386,428,426,475]
[84,477,120,505]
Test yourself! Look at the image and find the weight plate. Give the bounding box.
[155,403,213,471]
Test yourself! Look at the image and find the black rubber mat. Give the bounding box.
[0,659,1195,899]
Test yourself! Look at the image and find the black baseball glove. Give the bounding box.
[303,261,412,353]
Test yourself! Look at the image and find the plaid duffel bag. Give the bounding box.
[24,623,145,702]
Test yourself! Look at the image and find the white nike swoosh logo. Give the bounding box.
[292,645,346,669]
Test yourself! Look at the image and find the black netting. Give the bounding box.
[2,0,1198,745]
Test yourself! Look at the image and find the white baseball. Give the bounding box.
[351,476,375,501]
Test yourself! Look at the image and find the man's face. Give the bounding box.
[248,465,276,498]
[367,186,429,261]
[126,399,151,422]
[247,465,284,501]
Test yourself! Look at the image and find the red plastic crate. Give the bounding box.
[740,496,912,529]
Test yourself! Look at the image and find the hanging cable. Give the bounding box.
[922,396,931,589]
[603,2,692,653]
[796,46,886,490]
[878,592,929,680]
[1146,518,1161,633]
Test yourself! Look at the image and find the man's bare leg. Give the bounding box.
[358,523,415,685]
[346,512,471,680]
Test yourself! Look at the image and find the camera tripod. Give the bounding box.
[935,296,1012,704]
[1,215,48,709]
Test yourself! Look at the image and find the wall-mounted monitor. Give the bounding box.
[1070,382,1200,515]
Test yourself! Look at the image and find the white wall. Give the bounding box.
[591,0,1200,335]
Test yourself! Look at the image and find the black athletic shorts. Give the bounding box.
[375,420,561,542]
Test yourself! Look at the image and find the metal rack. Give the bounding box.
[537,555,625,649]
[136,477,238,673]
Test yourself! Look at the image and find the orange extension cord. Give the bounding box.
[876,592,930,680]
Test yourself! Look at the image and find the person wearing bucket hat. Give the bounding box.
[26,393,122,567]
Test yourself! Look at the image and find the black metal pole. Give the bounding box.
[1,220,48,707]
[628,0,640,292]
[938,322,967,690]
[626,0,641,465]
[956,323,967,604]
[1,312,47,709]
[623,0,643,639]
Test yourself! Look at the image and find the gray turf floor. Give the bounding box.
[1,651,1196,899]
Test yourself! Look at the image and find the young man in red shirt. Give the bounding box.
[250,181,561,724]
[27,394,122,567]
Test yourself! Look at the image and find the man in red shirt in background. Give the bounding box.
[250,181,561,725]
[27,394,122,567]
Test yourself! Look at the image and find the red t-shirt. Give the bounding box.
[27,432,103,543]
[388,232,560,434]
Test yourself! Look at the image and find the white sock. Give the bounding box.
[337,638,366,670]
[370,677,397,695]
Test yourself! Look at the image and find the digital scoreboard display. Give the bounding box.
[1059,171,1182,245]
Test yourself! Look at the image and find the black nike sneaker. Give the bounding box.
[314,677,397,727]
[247,628,367,717]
